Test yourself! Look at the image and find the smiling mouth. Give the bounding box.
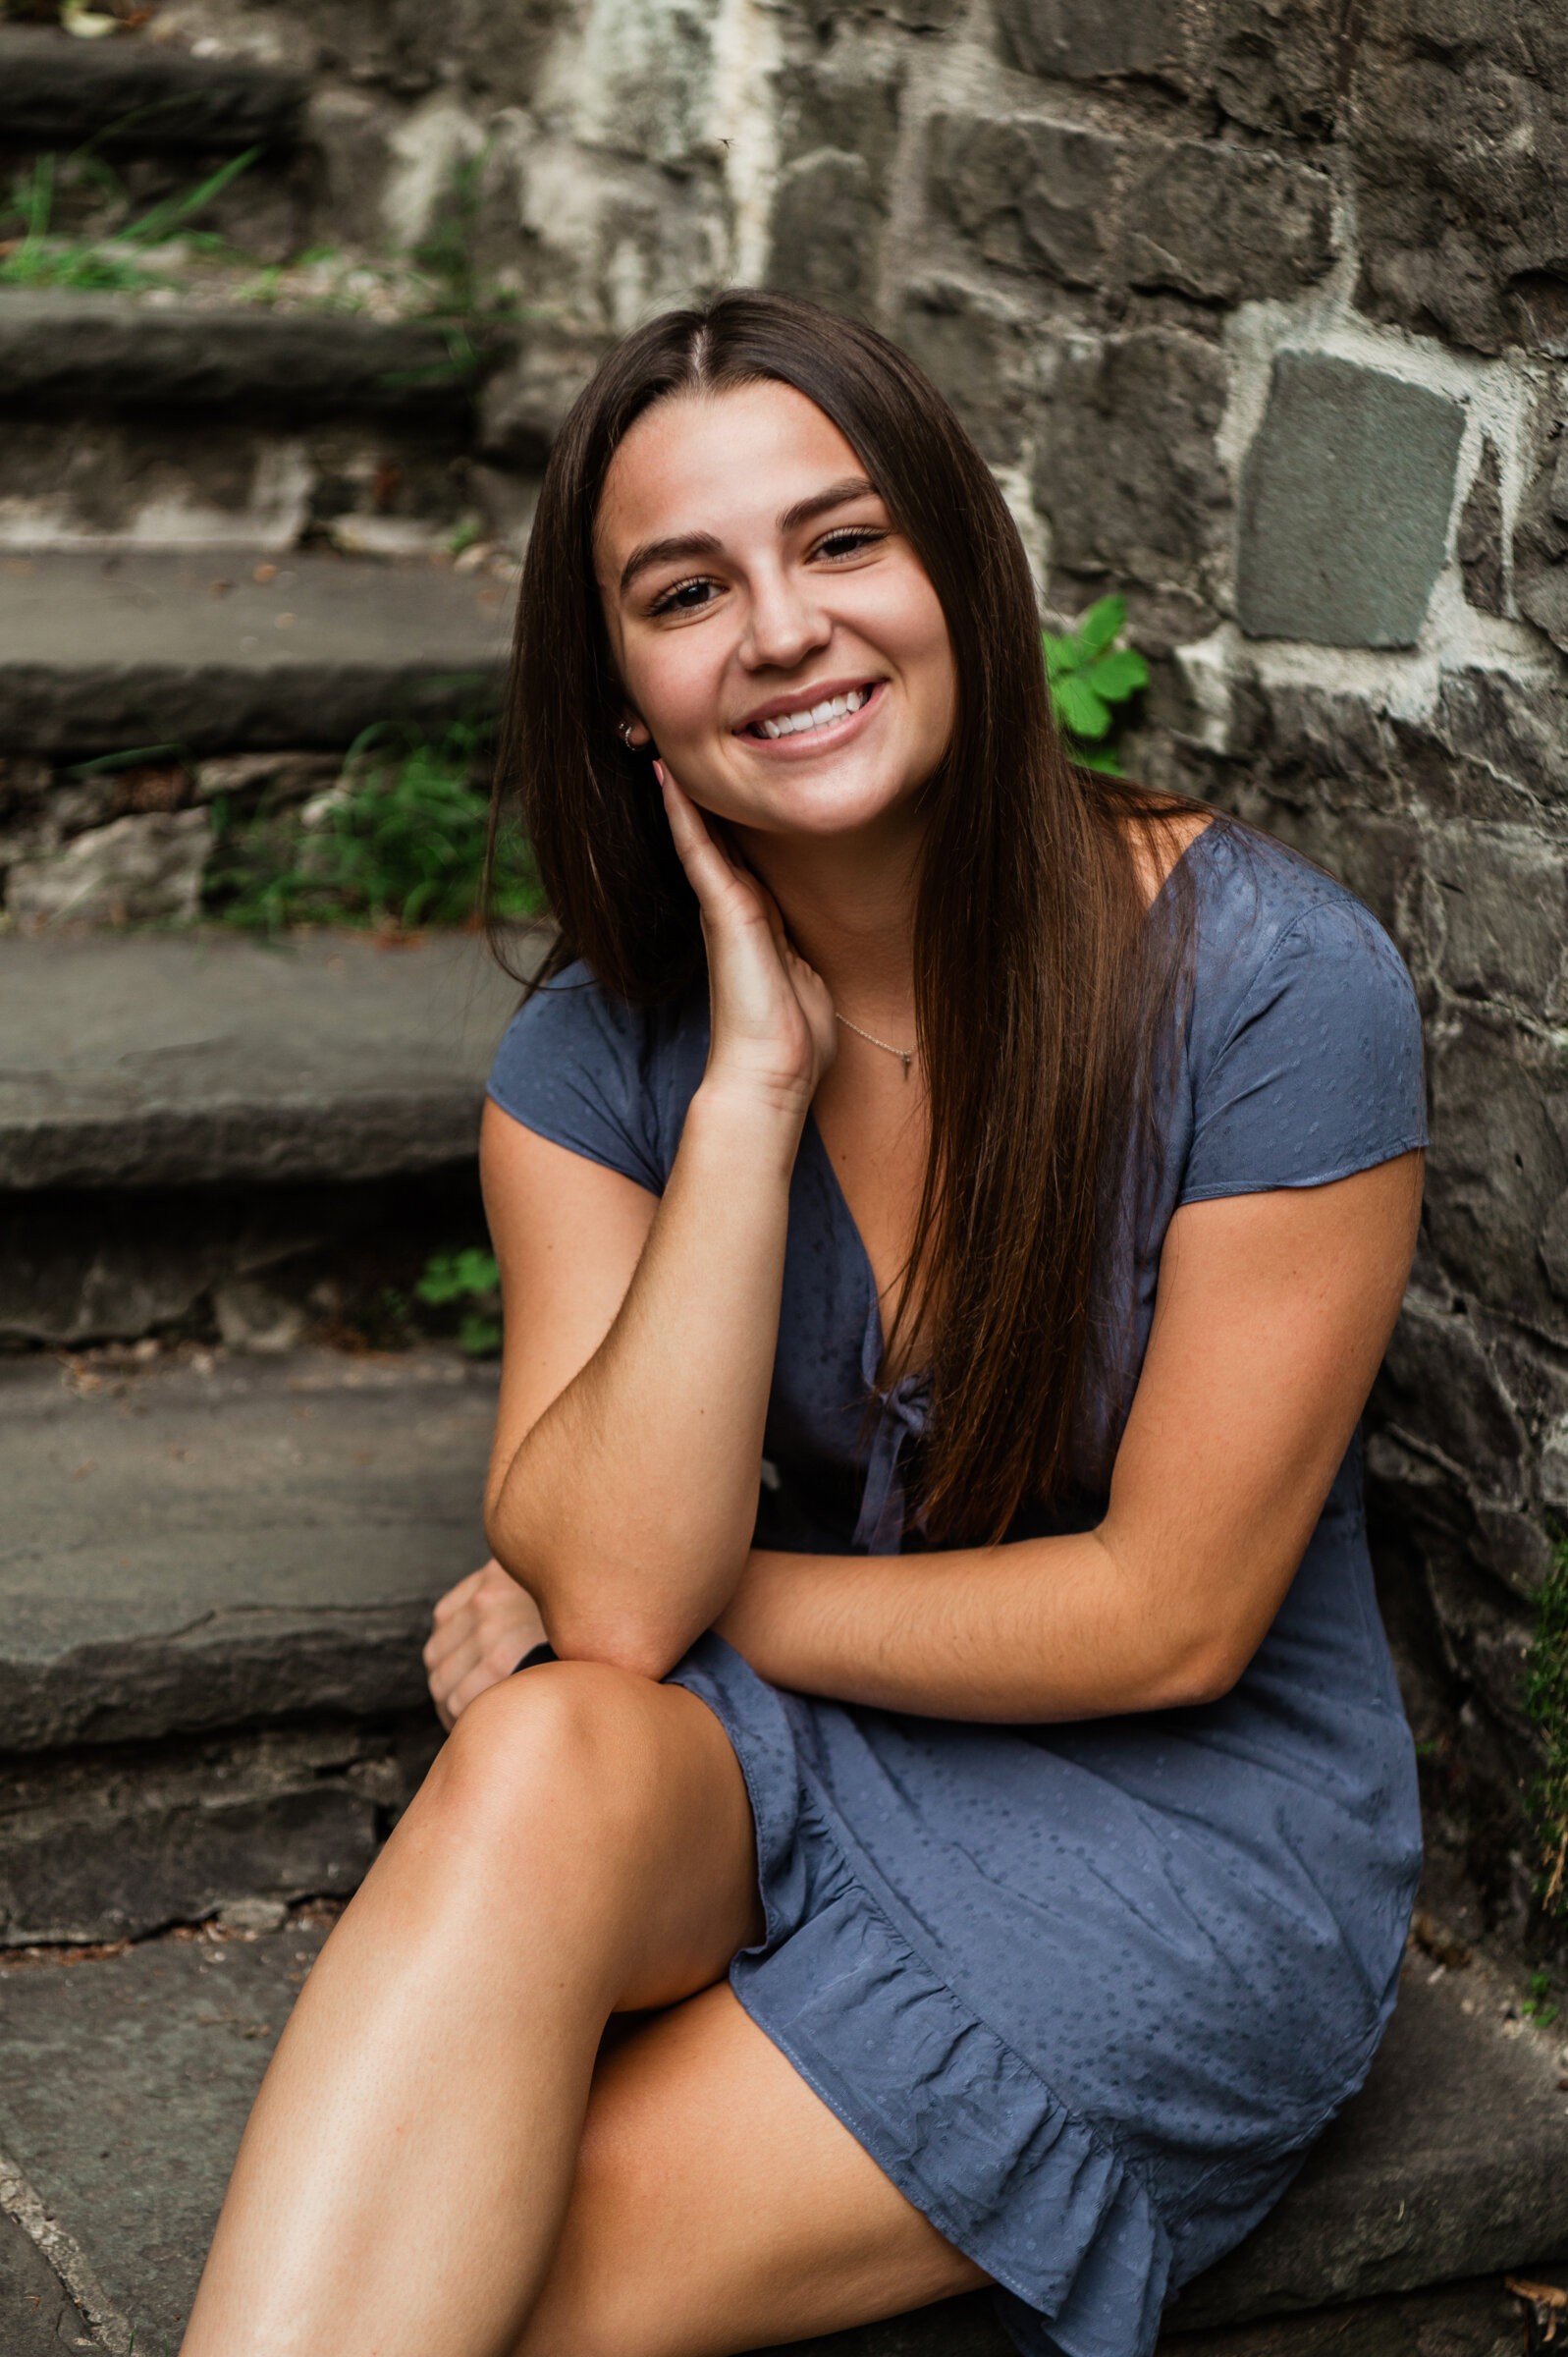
[743,683,879,740]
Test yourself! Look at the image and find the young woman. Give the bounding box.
[186,293,1427,2357]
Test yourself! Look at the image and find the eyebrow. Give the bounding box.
[618,475,880,597]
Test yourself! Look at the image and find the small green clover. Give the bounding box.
[1043,594,1150,775]
[415,1248,500,1307]
[415,1249,503,1356]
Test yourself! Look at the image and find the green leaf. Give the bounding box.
[415,1246,499,1306]
[1054,673,1112,740]
[1081,646,1149,705]
[1075,744,1124,775]
[1041,630,1081,679]
[1074,594,1126,661]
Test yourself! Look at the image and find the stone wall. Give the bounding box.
[53,0,1568,1938]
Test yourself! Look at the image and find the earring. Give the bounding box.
[618,722,638,749]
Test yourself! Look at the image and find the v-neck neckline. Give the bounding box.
[796,821,1219,1391]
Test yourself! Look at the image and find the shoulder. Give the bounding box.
[1184,821,1417,1035]
[487,957,708,1193]
[1175,823,1428,1200]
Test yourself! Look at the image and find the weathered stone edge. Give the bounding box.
[1174,2146,1568,2328]
[0,659,507,758]
[0,294,513,418]
[0,1089,489,1190]
[0,1605,440,1751]
[0,27,307,150]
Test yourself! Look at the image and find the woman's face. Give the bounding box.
[594,381,956,845]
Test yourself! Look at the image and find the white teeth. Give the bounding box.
[754,685,872,739]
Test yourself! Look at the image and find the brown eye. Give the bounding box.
[816,527,885,560]
[650,576,719,617]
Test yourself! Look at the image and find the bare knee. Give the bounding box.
[428,1659,668,1860]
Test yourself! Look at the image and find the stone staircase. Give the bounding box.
[1,940,1564,2352]
[0,16,543,795]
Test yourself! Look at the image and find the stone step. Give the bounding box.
[0,26,307,152]
[0,292,507,424]
[0,294,525,558]
[0,1344,498,1942]
[0,548,516,754]
[0,928,528,1192]
[0,1923,1562,2356]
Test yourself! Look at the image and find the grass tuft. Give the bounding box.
[205,718,543,935]
[0,145,259,291]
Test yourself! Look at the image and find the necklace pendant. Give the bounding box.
[899,1051,912,1081]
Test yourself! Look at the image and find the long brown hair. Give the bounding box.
[490,289,1201,1543]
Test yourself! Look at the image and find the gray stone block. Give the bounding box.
[1349,0,1568,356]
[0,293,501,423]
[994,0,1180,82]
[0,1722,437,1944]
[1236,355,1466,648]
[770,153,887,319]
[0,550,515,758]
[0,1345,497,1750]
[0,2212,88,2357]
[894,281,1040,470]
[0,1188,330,1347]
[1513,412,1568,658]
[1432,824,1568,1009]
[1457,439,1506,617]
[1036,327,1228,628]
[7,808,210,929]
[928,111,1117,288]
[1120,143,1334,306]
[0,26,307,150]
[0,927,531,1190]
[1424,1012,1568,1330]
[0,1922,336,2352]
[1203,0,1338,139]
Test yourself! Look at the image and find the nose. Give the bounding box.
[740,559,832,674]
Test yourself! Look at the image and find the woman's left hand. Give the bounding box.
[423,1560,547,1729]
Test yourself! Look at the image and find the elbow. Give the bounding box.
[540,1609,686,1684]
[1144,1634,1249,1713]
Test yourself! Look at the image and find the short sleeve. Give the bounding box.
[1179,893,1428,1205]
[486,963,671,1195]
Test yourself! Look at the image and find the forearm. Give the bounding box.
[713,1537,1242,1721]
[488,1084,801,1675]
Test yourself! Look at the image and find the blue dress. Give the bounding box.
[486,825,1429,2357]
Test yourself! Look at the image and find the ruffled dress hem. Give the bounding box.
[671,1634,1176,2357]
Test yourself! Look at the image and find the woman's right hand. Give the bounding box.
[423,1560,547,1730]
[658,762,837,1114]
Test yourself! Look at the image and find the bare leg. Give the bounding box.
[182,1662,762,2357]
[519,1980,990,2357]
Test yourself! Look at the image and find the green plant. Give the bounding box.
[1522,1968,1559,2026]
[0,144,258,290]
[1043,594,1150,776]
[1526,1540,1568,1918]
[416,1247,502,1357]
[206,716,545,934]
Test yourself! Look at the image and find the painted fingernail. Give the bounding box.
[653,760,668,788]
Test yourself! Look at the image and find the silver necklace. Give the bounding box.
[835,1011,917,1081]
